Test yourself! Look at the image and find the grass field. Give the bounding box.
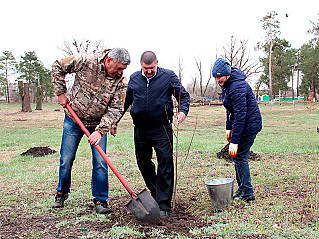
[0,102,318,238]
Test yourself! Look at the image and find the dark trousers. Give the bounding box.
[134,125,174,211]
[233,133,257,196]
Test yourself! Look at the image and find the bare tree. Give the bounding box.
[175,56,185,83]
[260,11,281,103]
[192,58,212,97]
[58,37,107,56]
[57,37,107,91]
[221,36,262,78]
[0,51,17,103]
[203,64,213,96]
[194,58,204,97]
[191,75,197,95]
[192,58,215,98]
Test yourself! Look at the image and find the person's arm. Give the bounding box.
[229,84,247,144]
[226,111,232,130]
[123,82,133,115]
[109,83,133,137]
[52,55,84,107]
[95,76,128,136]
[171,73,190,122]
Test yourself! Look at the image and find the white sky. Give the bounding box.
[1,0,318,86]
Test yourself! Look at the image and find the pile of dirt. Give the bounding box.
[21,146,56,157]
[216,143,260,162]
[106,196,209,237]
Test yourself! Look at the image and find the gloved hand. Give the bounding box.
[226,130,231,142]
[229,143,238,157]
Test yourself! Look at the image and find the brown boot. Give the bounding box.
[52,192,68,208]
[94,201,111,214]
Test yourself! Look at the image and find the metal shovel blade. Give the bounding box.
[126,189,160,223]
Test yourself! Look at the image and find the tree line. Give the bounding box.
[0,11,318,110]
[186,11,319,103]
[0,51,52,110]
[256,11,319,103]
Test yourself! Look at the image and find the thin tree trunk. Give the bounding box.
[269,39,273,104]
[5,64,10,103]
[35,75,42,110]
[297,69,299,97]
[35,86,43,110]
[18,81,32,112]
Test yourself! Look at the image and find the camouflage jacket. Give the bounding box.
[52,50,127,136]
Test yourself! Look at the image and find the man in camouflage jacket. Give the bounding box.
[51,48,130,214]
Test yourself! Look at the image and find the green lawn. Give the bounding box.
[0,102,318,238]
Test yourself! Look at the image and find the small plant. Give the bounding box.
[306,91,316,113]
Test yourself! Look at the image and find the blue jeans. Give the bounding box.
[56,114,109,203]
[232,133,257,196]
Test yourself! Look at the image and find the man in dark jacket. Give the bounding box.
[123,51,190,218]
[212,58,262,202]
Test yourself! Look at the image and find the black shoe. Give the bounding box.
[160,210,169,219]
[233,191,242,200]
[240,195,255,202]
[94,201,112,214]
[52,192,68,208]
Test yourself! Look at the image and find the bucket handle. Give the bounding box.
[204,165,234,183]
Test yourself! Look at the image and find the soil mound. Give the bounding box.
[216,143,260,162]
[21,147,56,157]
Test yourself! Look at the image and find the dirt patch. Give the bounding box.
[108,196,209,237]
[216,143,260,162]
[0,196,209,238]
[21,146,57,157]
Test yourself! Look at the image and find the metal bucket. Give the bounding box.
[205,167,234,210]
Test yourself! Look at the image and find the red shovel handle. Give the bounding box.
[66,103,136,198]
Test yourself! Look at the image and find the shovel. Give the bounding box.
[65,103,160,222]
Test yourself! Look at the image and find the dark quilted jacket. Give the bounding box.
[222,67,262,144]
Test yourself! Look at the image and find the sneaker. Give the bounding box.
[52,192,68,208]
[160,210,169,219]
[94,201,111,214]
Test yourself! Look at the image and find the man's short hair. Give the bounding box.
[109,48,131,65]
[140,51,157,65]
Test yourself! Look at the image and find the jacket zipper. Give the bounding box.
[146,81,149,112]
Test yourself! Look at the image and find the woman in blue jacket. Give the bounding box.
[212,58,262,202]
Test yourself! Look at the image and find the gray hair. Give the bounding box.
[140,51,157,65]
[109,48,131,65]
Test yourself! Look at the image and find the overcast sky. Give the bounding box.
[1,0,318,85]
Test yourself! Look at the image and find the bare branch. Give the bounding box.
[58,37,107,56]
[195,58,204,96]
[221,36,261,78]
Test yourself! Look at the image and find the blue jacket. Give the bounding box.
[222,67,262,144]
[124,67,190,128]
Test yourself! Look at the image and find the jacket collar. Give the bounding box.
[98,49,112,63]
